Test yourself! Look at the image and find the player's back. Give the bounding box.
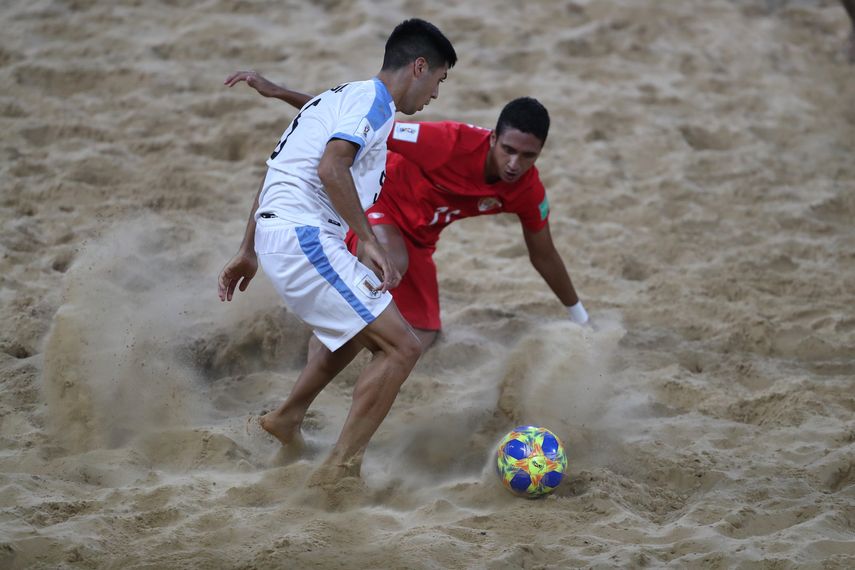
[258,78,395,234]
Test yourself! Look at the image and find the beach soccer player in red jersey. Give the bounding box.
[225,71,591,351]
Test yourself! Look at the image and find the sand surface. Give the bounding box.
[2,0,854,568]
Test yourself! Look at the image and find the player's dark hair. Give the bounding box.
[381,19,457,71]
[495,97,550,145]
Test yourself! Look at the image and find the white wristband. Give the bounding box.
[566,301,589,324]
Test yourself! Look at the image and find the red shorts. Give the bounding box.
[345,222,441,331]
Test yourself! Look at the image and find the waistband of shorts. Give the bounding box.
[256,211,346,237]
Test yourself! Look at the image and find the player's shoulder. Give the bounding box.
[330,79,394,121]
[323,78,390,102]
[452,122,491,151]
[456,121,490,134]
[403,121,487,136]
[513,166,545,195]
[322,79,370,100]
[426,121,489,136]
[338,78,372,90]
[389,120,456,144]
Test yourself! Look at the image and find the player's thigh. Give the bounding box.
[373,224,409,275]
[353,301,420,358]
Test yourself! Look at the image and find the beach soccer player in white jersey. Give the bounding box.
[217,19,457,485]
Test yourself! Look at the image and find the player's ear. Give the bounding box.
[413,56,428,78]
[489,130,497,147]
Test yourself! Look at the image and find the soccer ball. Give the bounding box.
[496,425,568,498]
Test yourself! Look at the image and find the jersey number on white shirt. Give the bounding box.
[270,98,322,160]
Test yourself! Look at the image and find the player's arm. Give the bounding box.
[224,70,313,109]
[318,140,401,292]
[218,178,263,301]
[386,122,457,171]
[521,222,589,325]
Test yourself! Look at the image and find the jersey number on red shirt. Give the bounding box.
[428,206,461,226]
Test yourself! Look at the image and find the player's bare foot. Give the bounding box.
[269,435,309,466]
[307,455,362,488]
[259,410,304,446]
[299,469,367,511]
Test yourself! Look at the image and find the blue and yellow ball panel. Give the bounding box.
[504,438,529,461]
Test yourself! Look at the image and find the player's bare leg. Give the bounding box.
[309,312,438,355]
[307,334,326,361]
[307,318,437,358]
[309,302,421,485]
[414,328,438,351]
[261,338,363,451]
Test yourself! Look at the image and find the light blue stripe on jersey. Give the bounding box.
[366,77,394,130]
[329,78,394,154]
[295,226,375,324]
[330,132,365,151]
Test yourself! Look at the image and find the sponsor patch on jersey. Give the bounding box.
[355,117,373,141]
[392,122,420,143]
[539,196,550,220]
[368,212,385,220]
[354,272,382,299]
[478,197,503,212]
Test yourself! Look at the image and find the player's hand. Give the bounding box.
[361,239,401,292]
[224,70,282,98]
[218,252,258,301]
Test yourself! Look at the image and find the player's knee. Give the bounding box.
[394,333,422,367]
[307,336,324,361]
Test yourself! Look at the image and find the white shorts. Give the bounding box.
[254,216,393,351]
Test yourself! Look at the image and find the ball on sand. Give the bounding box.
[496,425,568,498]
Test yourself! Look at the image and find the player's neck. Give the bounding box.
[375,69,409,110]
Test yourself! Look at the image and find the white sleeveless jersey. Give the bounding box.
[256,78,395,236]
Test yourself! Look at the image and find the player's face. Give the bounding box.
[401,60,448,115]
[487,129,543,183]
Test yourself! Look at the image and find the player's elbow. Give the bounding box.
[529,249,560,275]
[528,254,549,273]
[527,245,555,266]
